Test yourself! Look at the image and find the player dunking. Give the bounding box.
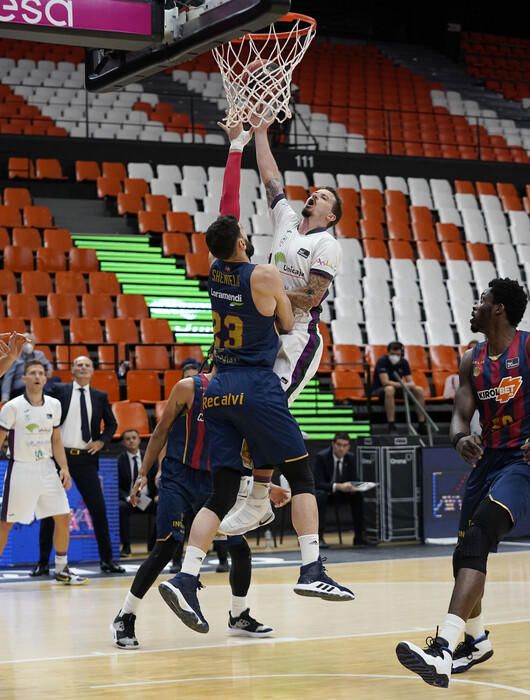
[220,118,343,535]
[396,278,530,688]
[0,360,86,584]
[110,362,273,647]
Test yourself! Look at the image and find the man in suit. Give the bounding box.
[118,429,156,556]
[31,355,124,575]
[313,432,367,548]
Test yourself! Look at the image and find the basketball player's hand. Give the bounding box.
[522,438,530,464]
[130,475,147,507]
[86,439,104,454]
[0,332,29,360]
[456,434,483,465]
[217,120,254,150]
[270,483,291,508]
[60,468,72,490]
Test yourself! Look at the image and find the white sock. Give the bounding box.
[298,534,319,566]
[250,482,269,500]
[439,613,466,651]
[181,545,206,577]
[121,592,141,615]
[55,554,67,573]
[231,596,247,618]
[466,613,485,640]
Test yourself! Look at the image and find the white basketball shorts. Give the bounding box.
[1,459,70,524]
[273,322,323,405]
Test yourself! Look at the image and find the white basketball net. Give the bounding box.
[212,14,316,128]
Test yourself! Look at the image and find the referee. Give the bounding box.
[31,356,123,575]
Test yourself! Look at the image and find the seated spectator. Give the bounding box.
[313,432,367,548]
[371,341,427,433]
[1,334,52,401]
[118,429,157,556]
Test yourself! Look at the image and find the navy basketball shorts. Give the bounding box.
[156,457,213,541]
[458,447,530,550]
[203,367,307,472]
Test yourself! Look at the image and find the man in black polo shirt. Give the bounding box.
[371,341,426,433]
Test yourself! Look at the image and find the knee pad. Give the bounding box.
[204,468,241,520]
[453,498,513,576]
[279,457,315,497]
[227,536,250,562]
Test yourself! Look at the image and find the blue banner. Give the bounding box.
[0,457,120,566]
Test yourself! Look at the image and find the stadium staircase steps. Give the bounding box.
[36,197,133,235]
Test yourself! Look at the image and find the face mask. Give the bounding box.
[388,353,401,365]
[23,343,34,354]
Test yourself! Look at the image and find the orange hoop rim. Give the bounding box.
[229,12,317,43]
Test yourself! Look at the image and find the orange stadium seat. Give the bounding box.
[191,234,208,255]
[163,370,183,399]
[0,270,17,295]
[173,345,204,367]
[185,252,210,277]
[56,345,89,369]
[166,212,194,234]
[138,211,164,234]
[105,319,139,344]
[124,178,149,197]
[8,157,34,179]
[496,182,518,198]
[112,401,150,438]
[127,370,161,402]
[405,345,429,371]
[82,294,114,320]
[97,177,122,199]
[360,220,384,240]
[442,241,466,261]
[331,370,365,401]
[55,271,86,295]
[69,248,99,272]
[70,318,103,344]
[135,345,170,370]
[35,159,66,180]
[47,293,79,320]
[36,247,66,272]
[102,162,127,180]
[117,193,143,216]
[365,344,386,370]
[3,187,32,209]
[333,344,364,372]
[411,219,435,242]
[116,294,148,320]
[454,180,475,194]
[31,318,64,344]
[12,227,41,249]
[145,194,170,215]
[476,181,496,196]
[162,232,190,257]
[6,293,38,319]
[0,205,22,228]
[436,223,460,242]
[389,240,414,259]
[285,185,307,201]
[432,370,453,399]
[318,322,332,348]
[20,271,52,296]
[98,345,119,369]
[75,161,101,182]
[387,220,411,241]
[361,189,383,210]
[412,371,432,398]
[43,228,73,252]
[417,241,442,261]
[0,318,27,335]
[466,242,490,261]
[34,345,53,363]
[361,203,384,223]
[89,271,120,295]
[318,344,332,374]
[92,370,120,402]
[501,195,523,212]
[335,217,359,239]
[430,345,458,373]
[363,239,388,258]
[140,318,174,344]
[0,227,9,248]
[24,206,53,229]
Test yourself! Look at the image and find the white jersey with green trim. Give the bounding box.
[0,394,61,463]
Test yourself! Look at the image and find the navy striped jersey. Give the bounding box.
[166,374,210,471]
[208,258,279,369]
[471,330,530,449]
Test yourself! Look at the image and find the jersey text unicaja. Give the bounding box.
[269,194,341,325]
[0,394,61,462]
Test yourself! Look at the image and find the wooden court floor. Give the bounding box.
[1,551,529,699]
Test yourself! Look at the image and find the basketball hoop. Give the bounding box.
[212,12,317,127]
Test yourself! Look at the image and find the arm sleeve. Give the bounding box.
[0,402,16,431]
[219,150,242,219]
[309,236,341,280]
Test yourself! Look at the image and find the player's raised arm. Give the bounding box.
[217,121,254,218]
[450,350,483,464]
[254,122,284,206]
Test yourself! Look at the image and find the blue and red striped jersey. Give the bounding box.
[471,330,530,449]
[166,373,210,471]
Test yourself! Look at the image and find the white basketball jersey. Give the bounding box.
[269,195,340,325]
[0,394,62,463]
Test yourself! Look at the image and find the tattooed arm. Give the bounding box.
[287,272,333,312]
[255,127,284,206]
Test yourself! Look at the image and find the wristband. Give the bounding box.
[229,130,252,151]
[452,432,468,449]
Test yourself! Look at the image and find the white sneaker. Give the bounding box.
[55,567,88,585]
[218,487,274,536]
[452,631,493,673]
[221,476,252,523]
[396,635,453,688]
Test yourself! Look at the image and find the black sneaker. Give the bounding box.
[293,556,355,601]
[158,573,209,633]
[110,611,139,649]
[228,608,273,638]
[452,631,493,674]
[396,634,453,688]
